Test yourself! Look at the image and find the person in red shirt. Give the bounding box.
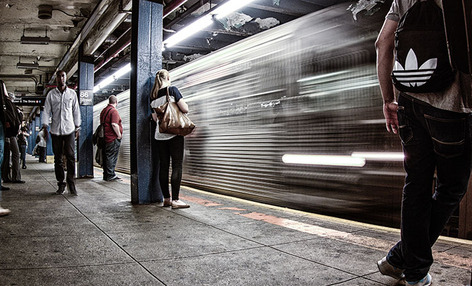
[100,95,123,181]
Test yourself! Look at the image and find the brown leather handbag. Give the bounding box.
[153,87,195,136]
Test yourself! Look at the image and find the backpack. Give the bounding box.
[391,0,455,93]
[0,81,22,137]
[92,107,112,148]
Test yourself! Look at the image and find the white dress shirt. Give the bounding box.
[42,87,81,136]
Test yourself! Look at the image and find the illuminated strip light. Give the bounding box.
[351,152,404,162]
[282,152,404,167]
[297,70,350,83]
[282,154,366,167]
[93,63,131,93]
[163,0,257,48]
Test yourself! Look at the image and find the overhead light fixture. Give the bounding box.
[16,62,39,69]
[212,0,256,19]
[93,63,131,93]
[21,36,50,45]
[163,0,256,48]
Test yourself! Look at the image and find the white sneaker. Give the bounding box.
[407,273,432,286]
[0,206,11,216]
[172,200,190,209]
[377,257,405,280]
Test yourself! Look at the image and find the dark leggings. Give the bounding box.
[157,136,184,201]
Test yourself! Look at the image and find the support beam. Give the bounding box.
[130,0,163,204]
[77,45,95,178]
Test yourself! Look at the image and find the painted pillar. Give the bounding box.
[130,0,163,204]
[77,45,95,178]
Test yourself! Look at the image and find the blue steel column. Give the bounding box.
[130,0,163,204]
[77,45,94,178]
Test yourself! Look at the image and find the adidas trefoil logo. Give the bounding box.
[393,49,437,87]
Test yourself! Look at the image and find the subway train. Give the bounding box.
[95,1,410,229]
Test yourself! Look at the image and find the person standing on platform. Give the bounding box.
[36,126,48,163]
[0,81,11,216]
[42,70,81,196]
[375,1,472,285]
[100,95,123,181]
[7,134,24,184]
[150,69,190,209]
[18,126,29,169]
[1,93,24,184]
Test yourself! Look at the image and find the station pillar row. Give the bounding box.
[130,0,163,204]
[77,46,94,178]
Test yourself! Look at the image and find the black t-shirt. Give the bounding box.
[17,133,27,145]
[156,86,183,102]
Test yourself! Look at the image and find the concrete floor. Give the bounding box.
[0,156,471,285]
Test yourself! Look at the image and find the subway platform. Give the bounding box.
[0,157,471,286]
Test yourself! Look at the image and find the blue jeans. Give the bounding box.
[387,93,471,281]
[103,139,121,180]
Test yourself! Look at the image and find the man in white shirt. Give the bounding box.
[42,70,81,195]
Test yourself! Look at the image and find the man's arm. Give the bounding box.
[375,18,399,134]
[111,123,122,139]
[71,90,81,138]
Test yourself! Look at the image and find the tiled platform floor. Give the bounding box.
[0,157,471,285]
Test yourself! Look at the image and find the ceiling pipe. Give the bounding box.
[50,0,132,84]
[165,0,211,29]
[94,0,190,75]
[0,75,38,85]
[94,28,132,73]
[164,0,189,18]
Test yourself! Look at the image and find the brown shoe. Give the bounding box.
[163,198,172,207]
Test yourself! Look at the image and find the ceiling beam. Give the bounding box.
[50,0,132,84]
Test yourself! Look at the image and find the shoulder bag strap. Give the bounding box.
[101,107,113,124]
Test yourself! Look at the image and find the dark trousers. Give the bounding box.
[387,94,471,281]
[51,133,76,187]
[19,144,26,167]
[102,139,121,180]
[150,131,162,202]
[38,146,46,163]
[1,140,10,181]
[156,136,184,201]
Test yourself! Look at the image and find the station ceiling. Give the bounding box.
[0,0,356,120]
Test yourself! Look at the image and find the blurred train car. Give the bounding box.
[95,1,408,228]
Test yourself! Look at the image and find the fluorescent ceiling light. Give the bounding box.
[163,0,257,48]
[282,154,366,167]
[164,16,213,48]
[93,63,131,93]
[213,0,257,19]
